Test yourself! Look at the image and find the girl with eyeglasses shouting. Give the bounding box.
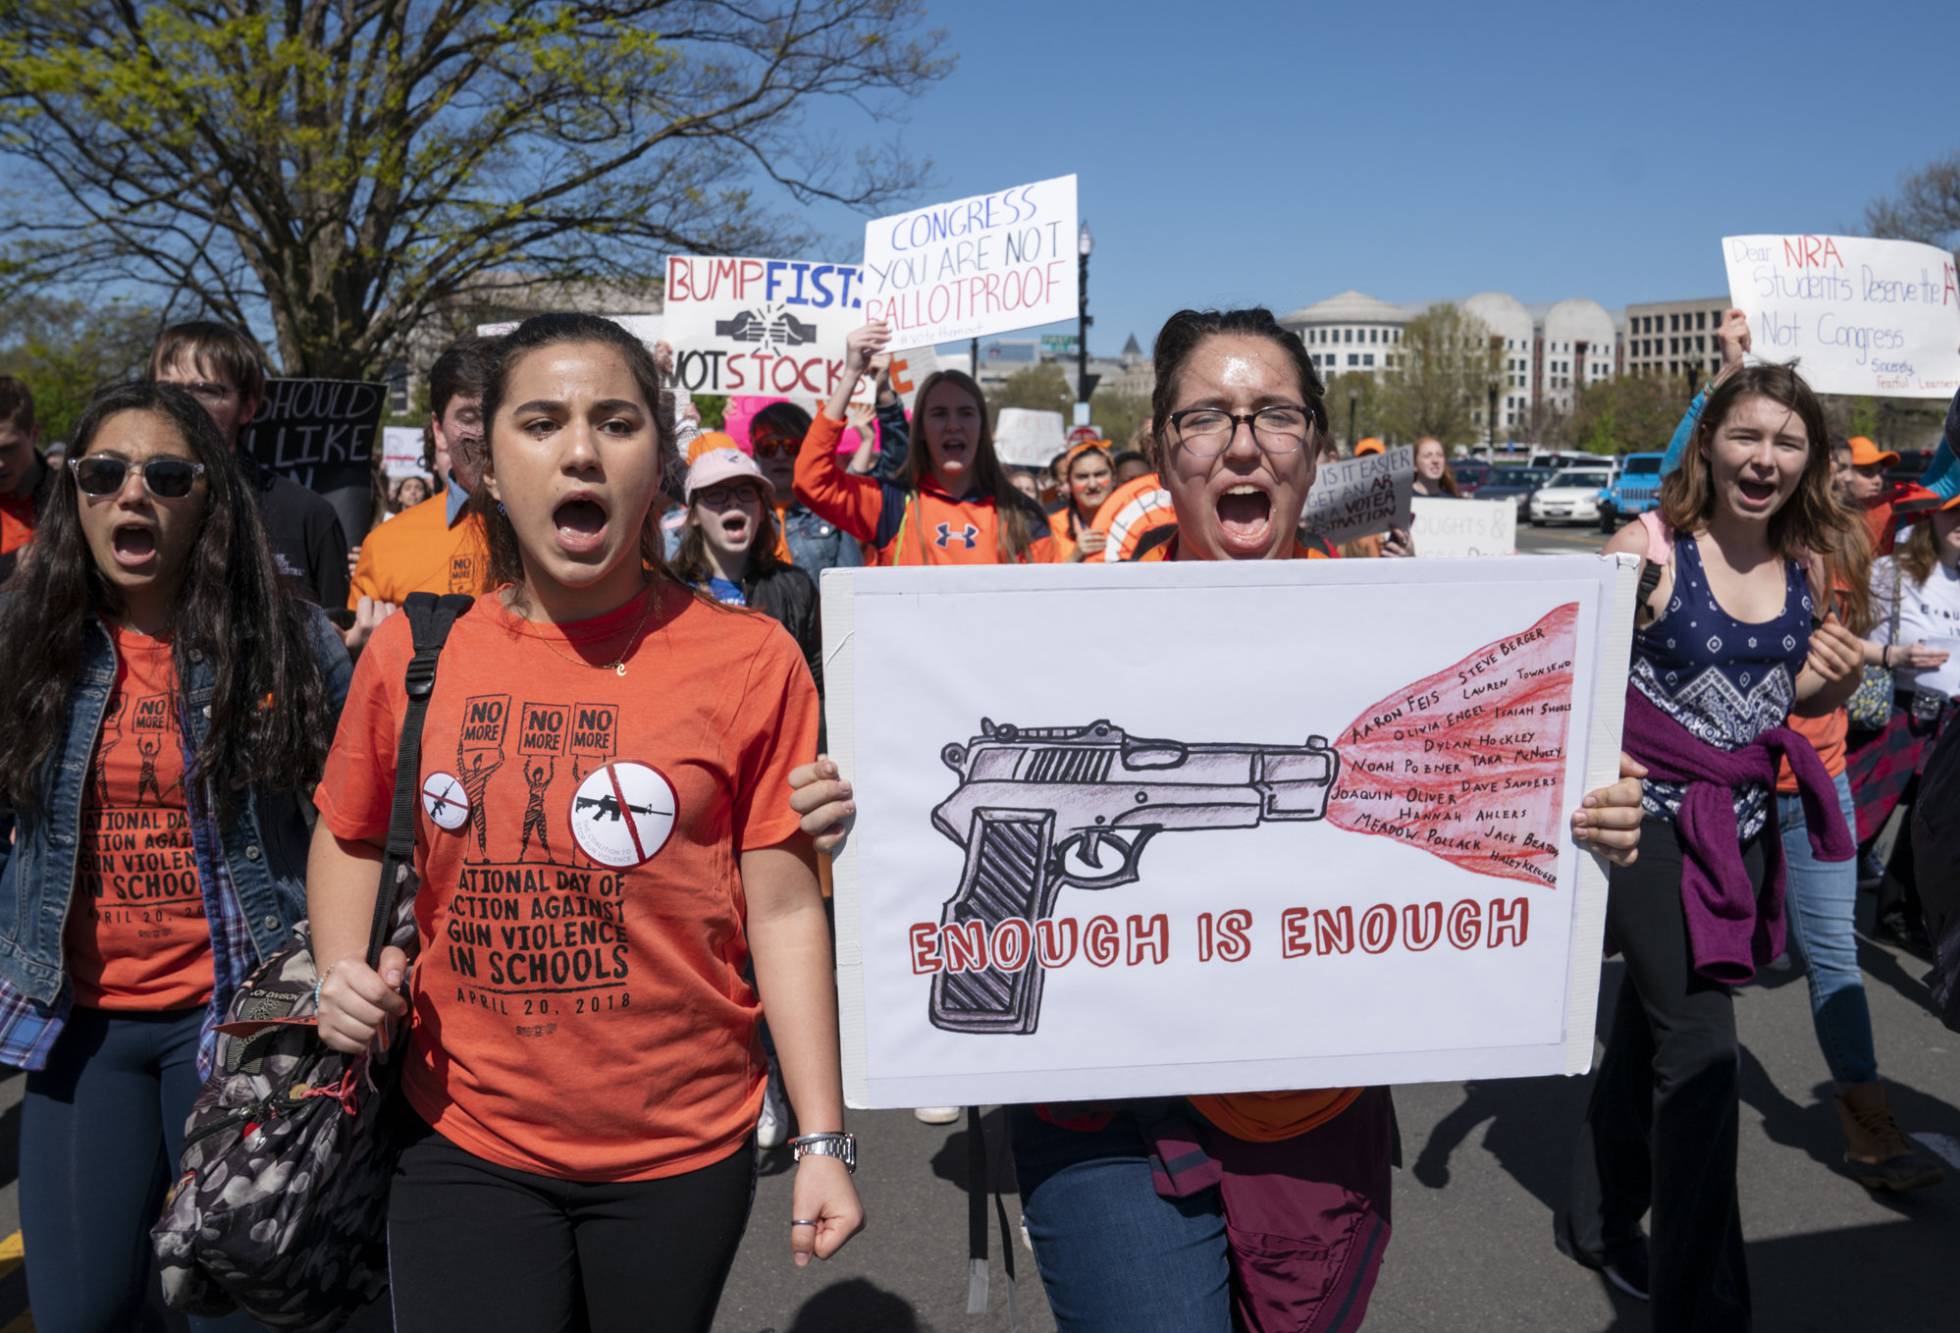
[795,322,1056,566]
[791,308,1647,1332]
[0,381,351,1331]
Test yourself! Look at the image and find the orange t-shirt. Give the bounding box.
[1,488,39,557]
[1777,707,1848,791]
[346,492,489,608]
[1134,533,1358,1138]
[315,585,819,1182]
[65,626,213,1011]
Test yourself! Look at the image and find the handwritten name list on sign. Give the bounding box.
[1302,445,1414,545]
[662,256,868,400]
[1722,234,1960,398]
[862,174,1079,349]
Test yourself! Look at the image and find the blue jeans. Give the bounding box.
[1010,1106,1232,1332]
[1777,772,1878,1085]
[21,1006,260,1332]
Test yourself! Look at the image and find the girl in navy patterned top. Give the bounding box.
[1561,335,1866,1333]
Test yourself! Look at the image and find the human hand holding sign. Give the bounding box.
[789,757,854,853]
[822,322,893,427]
[1715,309,1752,384]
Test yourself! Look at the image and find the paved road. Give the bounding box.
[3,518,1952,1331]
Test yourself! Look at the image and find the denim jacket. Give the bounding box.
[0,607,351,1072]
[782,397,912,574]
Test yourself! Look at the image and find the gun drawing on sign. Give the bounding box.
[928,720,1339,1035]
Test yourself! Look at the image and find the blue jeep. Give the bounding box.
[1597,452,1665,532]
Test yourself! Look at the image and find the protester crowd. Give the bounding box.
[0,295,1953,1332]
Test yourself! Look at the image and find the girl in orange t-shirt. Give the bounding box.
[790,308,1647,1332]
[0,381,348,1331]
[1048,442,1115,562]
[793,321,1056,566]
[310,314,861,1332]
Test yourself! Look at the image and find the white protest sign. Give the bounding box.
[822,556,1637,1108]
[380,426,426,478]
[886,344,940,413]
[994,408,1066,468]
[862,174,1079,349]
[662,256,867,401]
[1722,234,1960,398]
[1302,445,1415,544]
[1411,496,1517,557]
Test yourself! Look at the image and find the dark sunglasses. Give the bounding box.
[751,436,796,459]
[70,455,208,499]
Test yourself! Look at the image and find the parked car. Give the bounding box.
[1597,452,1667,532]
[1478,466,1557,517]
[1452,459,1493,495]
[1528,466,1614,526]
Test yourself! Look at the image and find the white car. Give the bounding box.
[1528,468,1614,526]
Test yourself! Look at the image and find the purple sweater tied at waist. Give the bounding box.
[1622,686,1852,983]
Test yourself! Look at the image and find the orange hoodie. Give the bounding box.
[794,413,1055,566]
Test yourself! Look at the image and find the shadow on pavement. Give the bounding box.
[929,1107,1020,1194]
[782,1277,923,1332]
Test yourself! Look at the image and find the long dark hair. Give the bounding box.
[474,313,686,603]
[1659,363,1838,560]
[1149,308,1329,465]
[670,481,792,587]
[0,382,332,814]
[904,370,1046,561]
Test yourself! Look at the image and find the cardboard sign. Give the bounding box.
[1301,445,1415,545]
[662,256,867,401]
[1722,234,1960,398]
[380,425,427,479]
[994,408,1066,469]
[1411,496,1518,557]
[243,378,386,541]
[822,556,1638,1107]
[887,345,940,413]
[862,174,1080,349]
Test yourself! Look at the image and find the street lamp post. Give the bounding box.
[1347,390,1358,453]
[1487,384,1498,456]
[1076,221,1094,421]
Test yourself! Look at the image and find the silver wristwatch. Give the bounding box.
[789,1131,857,1174]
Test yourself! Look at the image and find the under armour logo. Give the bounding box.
[935,521,980,550]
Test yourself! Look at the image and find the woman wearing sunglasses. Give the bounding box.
[747,359,911,577]
[0,381,350,1329]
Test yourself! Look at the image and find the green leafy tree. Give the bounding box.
[1377,304,1501,444]
[1570,374,1693,456]
[1087,389,1150,451]
[992,363,1071,424]
[1865,150,1960,258]
[0,2,950,379]
[0,295,159,444]
[1322,371,1386,448]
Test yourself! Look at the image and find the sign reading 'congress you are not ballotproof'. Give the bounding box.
[861,175,1079,349]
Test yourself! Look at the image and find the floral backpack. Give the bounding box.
[151,593,471,1330]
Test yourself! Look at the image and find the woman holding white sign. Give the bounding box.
[792,307,1647,1332]
[1568,351,1867,1330]
[794,322,1056,566]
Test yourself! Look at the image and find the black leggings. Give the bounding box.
[386,1120,755,1333]
[1566,817,1761,1332]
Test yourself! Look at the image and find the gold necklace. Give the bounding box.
[507,584,657,677]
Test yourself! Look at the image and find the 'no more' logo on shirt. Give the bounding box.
[570,762,677,867]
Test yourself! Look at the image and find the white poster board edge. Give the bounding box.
[822,555,1638,1108]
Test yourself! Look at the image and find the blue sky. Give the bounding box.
[794,0,1957,357]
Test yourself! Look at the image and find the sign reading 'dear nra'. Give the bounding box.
[662,256,872,403]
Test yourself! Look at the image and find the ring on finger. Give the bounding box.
[790,1218,821,1228]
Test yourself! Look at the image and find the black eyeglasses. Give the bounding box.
[1166,406,1316,458]
[70,455,208,499]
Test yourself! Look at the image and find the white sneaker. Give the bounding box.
[757,1066,790,1148]
[914,1106,961,1125]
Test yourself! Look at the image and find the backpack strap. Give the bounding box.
[363,592,474,969]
